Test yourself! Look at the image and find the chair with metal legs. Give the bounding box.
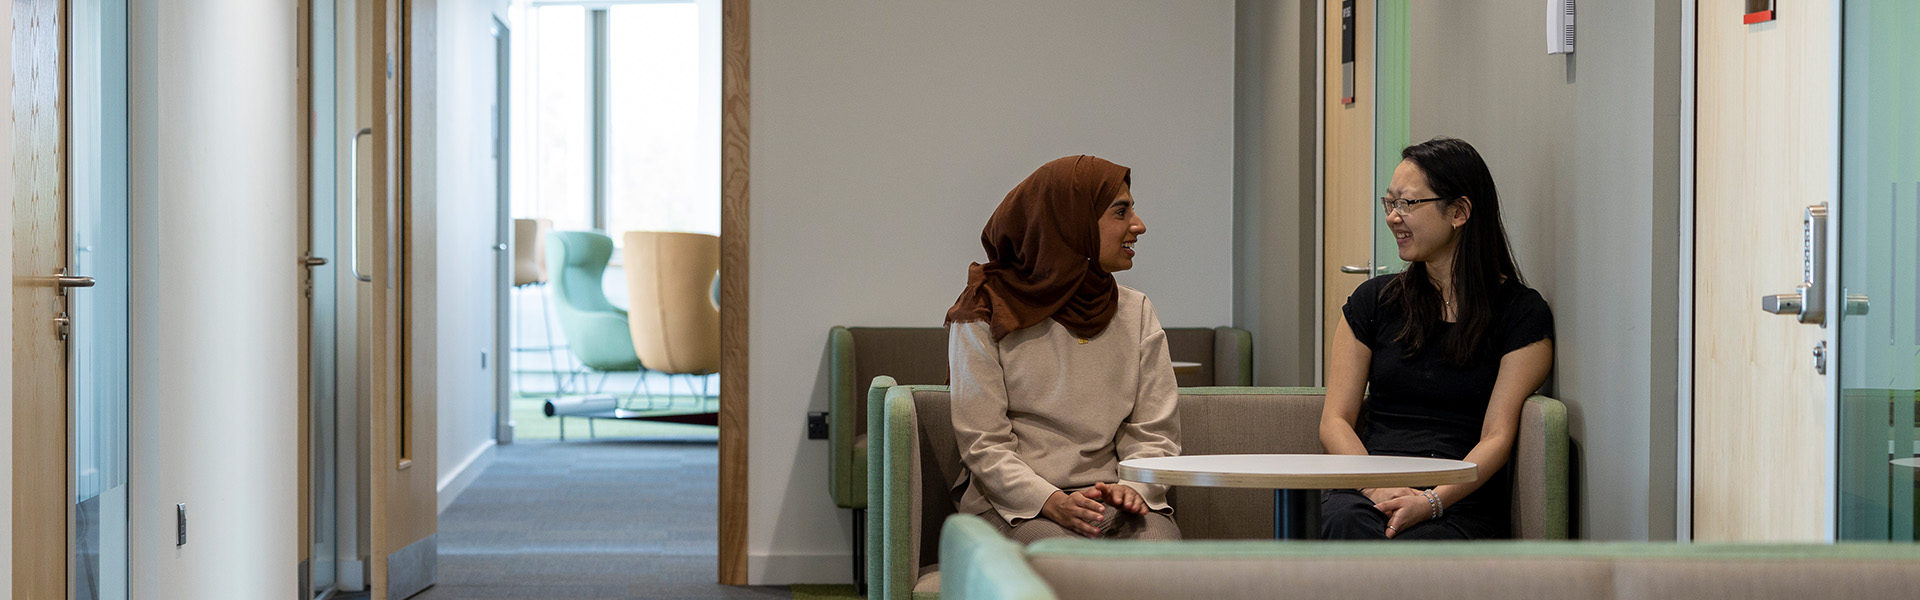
[547,230,645,385]
[511,218,578,393]
[621,231,720,412]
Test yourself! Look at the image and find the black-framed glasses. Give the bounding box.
[1379,196,1454,216]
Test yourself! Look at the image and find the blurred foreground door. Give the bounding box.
[355,0,437,597]
[12,0,133,597]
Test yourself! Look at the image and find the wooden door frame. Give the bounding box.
[717,0,749,585]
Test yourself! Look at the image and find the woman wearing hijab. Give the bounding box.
[945,155,1182,542]
[1318,137,1554,540]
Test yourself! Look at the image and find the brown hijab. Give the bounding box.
[944,155,1131,342]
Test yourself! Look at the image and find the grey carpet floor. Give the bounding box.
[342,440,790,600]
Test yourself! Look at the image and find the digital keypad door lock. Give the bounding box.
[1761,203,1829,325]
[1760,203,1871,327]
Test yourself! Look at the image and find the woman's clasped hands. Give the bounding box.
[1041,482,1148,537]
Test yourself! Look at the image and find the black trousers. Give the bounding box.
[1318,489,1509,540]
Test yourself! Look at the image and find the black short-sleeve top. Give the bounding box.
[1341,274,1554,503]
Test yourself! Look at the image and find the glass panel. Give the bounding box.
[70,0,130,597]
[1370,0,1409,277]
[1837,0,1920,542]
[534,5,591,232]
[605,2,718,237]
[310,0,340,593]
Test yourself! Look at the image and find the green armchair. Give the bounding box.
[546,231,642,372]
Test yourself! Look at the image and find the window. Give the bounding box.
[530,4,591,232]
[606,3,716,236]
[518,1,719,238]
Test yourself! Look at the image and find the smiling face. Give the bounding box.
[1095,184,1145,273]
[1385,159,1469,267]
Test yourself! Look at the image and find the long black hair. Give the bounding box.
[1383,137,1523,367]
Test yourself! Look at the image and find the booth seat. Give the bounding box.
[869,383,1571,600]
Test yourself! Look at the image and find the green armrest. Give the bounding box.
[878,383,918,600]
[939,515,1056,600]
[865,376,898,595]
[1518,395,1570,539]
[828,327,861,508]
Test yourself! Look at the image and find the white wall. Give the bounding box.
[434,0,512,510]
[751,0,1236,583]
[1408,0,1681,540]
[128,0,301,596]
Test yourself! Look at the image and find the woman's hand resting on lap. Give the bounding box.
[1040,490,1107,537]
[1084,482,1147,515]
[1362,487,1418,504]
[1373,493,1434,538]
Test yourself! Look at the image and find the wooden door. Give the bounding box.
[12,0,69,596]
[1323,0,1375,378]
[362,0,437,597]
[1692,0,1835,541]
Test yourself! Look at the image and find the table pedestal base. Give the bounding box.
[1275,489,1314,539]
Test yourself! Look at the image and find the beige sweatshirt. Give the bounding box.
[949,285,1182,523]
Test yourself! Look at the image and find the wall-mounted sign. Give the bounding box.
[1341,0,1355,104]
[1744,0,1776,24]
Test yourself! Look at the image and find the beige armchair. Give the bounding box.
[511,218,569,392]
[512,218,552,286]
[621,231,720,405]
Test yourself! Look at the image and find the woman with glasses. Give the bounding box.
[1318,137,1555,540]
[946,155,1182,542]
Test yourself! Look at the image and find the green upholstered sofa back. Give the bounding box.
[941,513,1920,600]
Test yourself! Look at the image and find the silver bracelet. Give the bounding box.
[1422,489,1443,520]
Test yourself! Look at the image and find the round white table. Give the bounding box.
[1170,361,1202,375]
[1892,457,1919,469]
[1120,454,1478,538]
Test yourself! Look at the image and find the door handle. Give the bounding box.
[302,254,329,268]
[54,268,96,296]
[348,127,374,283]
[1340,263,1386,274]
[1843,293,1869,316]
[493,243,507,251]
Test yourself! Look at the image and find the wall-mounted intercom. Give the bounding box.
[1548,0,1575,55]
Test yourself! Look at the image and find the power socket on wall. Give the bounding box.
[806,412,829,440]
